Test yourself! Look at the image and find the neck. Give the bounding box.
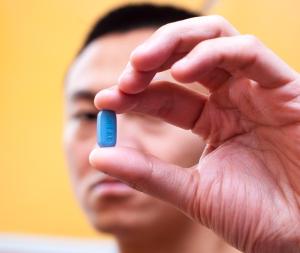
[115,221,237,253]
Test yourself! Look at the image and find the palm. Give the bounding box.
[193,76,300,252]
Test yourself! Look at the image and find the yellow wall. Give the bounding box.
[0,0,299,238]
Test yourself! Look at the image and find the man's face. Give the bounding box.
[63,28,205,236]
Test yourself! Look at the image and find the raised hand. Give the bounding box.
[90,16,300,253]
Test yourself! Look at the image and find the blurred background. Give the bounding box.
[0,0,300,248]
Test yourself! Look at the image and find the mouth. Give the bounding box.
[90,176,134,198]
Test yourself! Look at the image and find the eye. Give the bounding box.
[73,111,97,121]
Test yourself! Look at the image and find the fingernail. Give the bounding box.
[99,88,114,97]
[94,89,114,108]
[89,148,98,164]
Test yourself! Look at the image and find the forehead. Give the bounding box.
[65,28,155,97]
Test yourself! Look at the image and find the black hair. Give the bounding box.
[80,3,199,53]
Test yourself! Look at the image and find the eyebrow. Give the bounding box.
[70,90,97,103]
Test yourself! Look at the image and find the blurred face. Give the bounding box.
[63,28,205,237]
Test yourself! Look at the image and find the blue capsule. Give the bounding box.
[97,110,117,147]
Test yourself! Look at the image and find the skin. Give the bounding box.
[64,28,240,253]
[90,16,300,253]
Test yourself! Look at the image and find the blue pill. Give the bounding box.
[97,110,117,147]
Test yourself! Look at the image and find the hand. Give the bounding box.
[90,16,300,253]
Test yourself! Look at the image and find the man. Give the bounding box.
[90,4,300,253]
[64,4,240,253]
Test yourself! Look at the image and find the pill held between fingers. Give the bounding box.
[97,110,117,147]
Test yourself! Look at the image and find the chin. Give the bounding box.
[81,189,188,237]
[88,211,144,236]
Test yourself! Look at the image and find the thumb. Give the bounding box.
[89,146,198,210]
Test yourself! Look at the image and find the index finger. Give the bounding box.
[118,15,239,94]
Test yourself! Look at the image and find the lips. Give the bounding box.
[90,175,134,197]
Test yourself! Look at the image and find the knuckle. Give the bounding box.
[156,22,173,34]
[155,90,175,118]
[199,38,212,49]
[242,34,261,48]
[209,15,228,27]
[135,154,154,185]
[180,168,201,217]
[129,156,155,193]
